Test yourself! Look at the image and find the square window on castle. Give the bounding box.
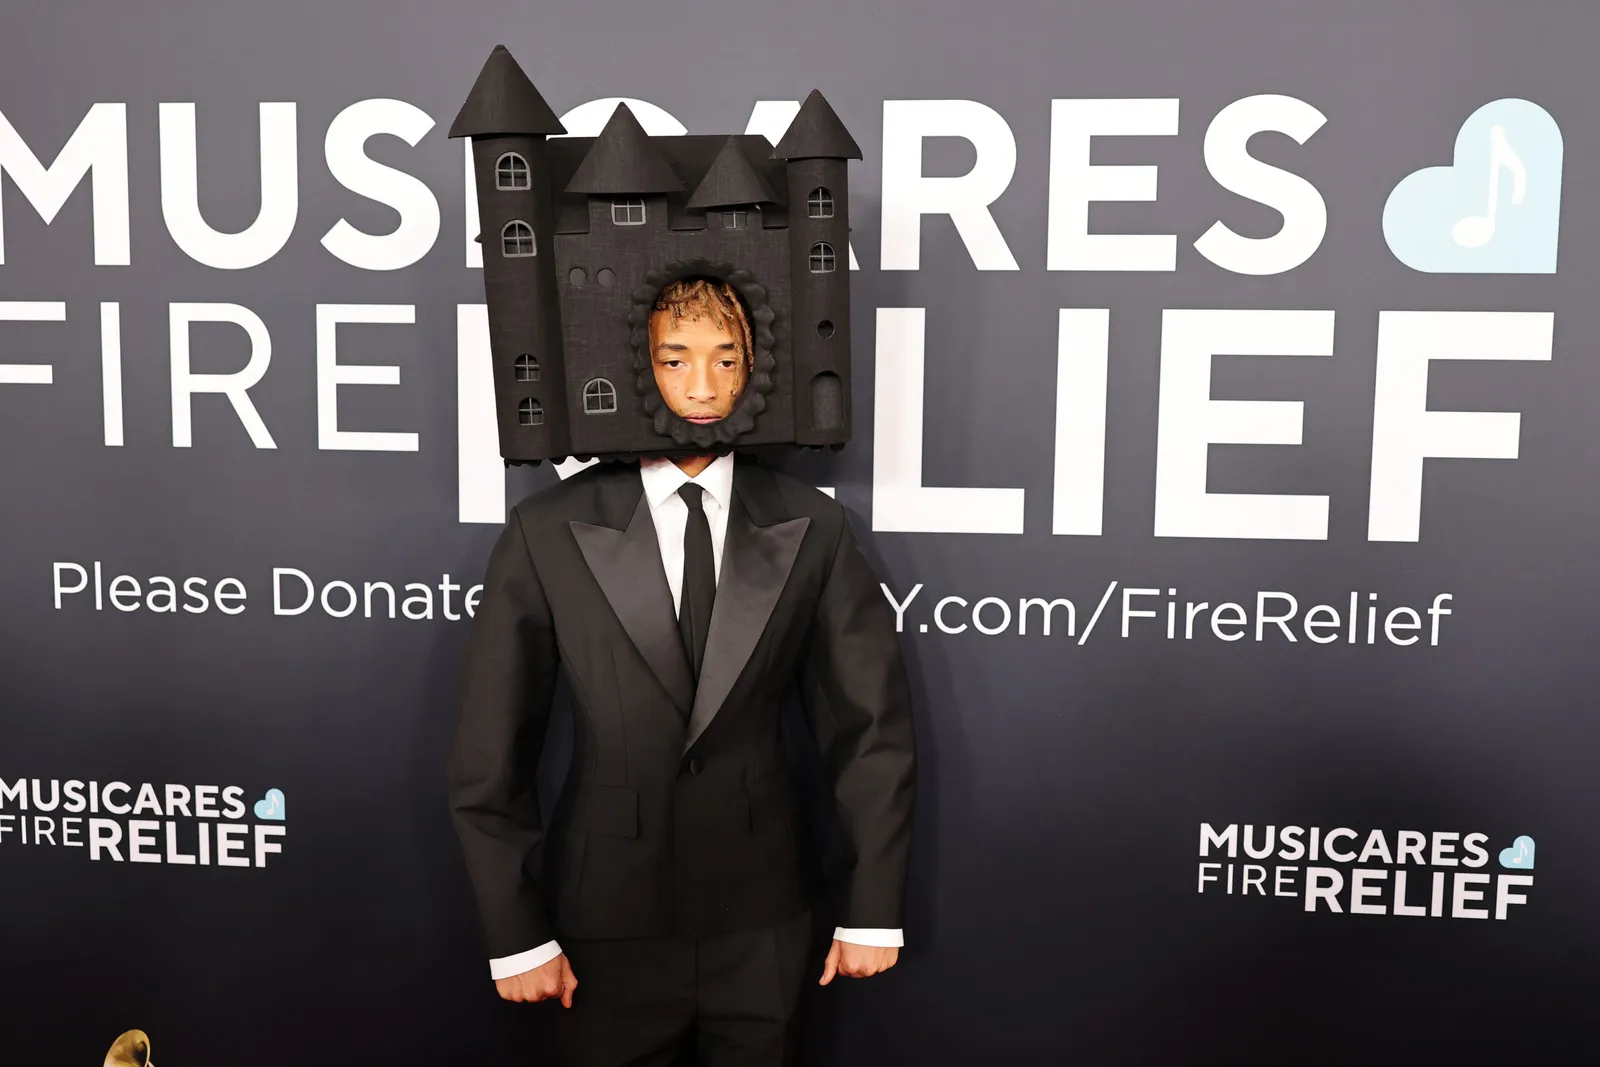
[612,198,646,226]
[515,355,540,382]
[721,209,748,229]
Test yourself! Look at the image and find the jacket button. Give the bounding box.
[687,756,704,776]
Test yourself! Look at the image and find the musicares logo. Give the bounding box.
[0,776,287,869]
[0,96,1564,536]
[1197,823,1536,920]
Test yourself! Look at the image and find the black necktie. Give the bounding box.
[677,483,716,681]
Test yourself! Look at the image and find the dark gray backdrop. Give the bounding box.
[2,0,1594,1062]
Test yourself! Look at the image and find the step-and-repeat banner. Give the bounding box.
[3,0,1593,1062]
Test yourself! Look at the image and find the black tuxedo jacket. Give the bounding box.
[448,458,916,957]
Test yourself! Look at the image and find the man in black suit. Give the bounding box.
[449,278,916,1066]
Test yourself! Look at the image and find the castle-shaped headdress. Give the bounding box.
[452,45,861,464]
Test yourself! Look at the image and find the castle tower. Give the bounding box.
[686,134,779,219]
[450,45,569,464]
[566,103,685,232]
[773,90,861,446]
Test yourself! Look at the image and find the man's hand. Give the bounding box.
[495,953,578,1007]
[819,940,899,985]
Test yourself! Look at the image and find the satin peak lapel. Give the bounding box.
[683,496,810,752]
[569,494,695,717]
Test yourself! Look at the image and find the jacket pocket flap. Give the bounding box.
[574,784,638,838]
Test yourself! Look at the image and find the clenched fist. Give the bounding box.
[819,940,899,985]
[495,953,578,1007]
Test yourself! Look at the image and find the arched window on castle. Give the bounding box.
[808,242,836,274]
[583,378,618,414]
[515,355,540,382]
[518,398,544,426]
[496,153,530,191]
[612,198,646,226]
[502,221,536,257]
[807,187,834,219]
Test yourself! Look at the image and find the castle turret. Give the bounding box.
[567,104,684,233]
[773,91,860,445]
[687,135,779,219]
[450,45,569,464]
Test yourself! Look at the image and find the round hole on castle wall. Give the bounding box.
[568,267,587,286]
[816,320,835,338]
[596,268,616,287]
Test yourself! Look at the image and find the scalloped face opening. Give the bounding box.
[629,260,778,451]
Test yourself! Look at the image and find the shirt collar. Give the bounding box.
[640,452,736,511]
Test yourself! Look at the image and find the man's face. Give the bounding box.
[649,310,749,423]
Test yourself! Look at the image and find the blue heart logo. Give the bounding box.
[253,788,286,821]
[1498,835,1535,870]
[1382,98,1563,273]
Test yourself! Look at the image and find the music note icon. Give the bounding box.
[1451,124,1528,248]
[253,787,287,820]
[1497,834,1536,869]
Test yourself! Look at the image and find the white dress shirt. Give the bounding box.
[489,454,902,980]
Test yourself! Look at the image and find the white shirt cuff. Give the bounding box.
[489,939,563,980]
[833,927,904,948]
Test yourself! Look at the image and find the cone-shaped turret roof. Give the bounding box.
[772,90,861,160]
[565,104,684,194]
[685,136,779,209]
[449,45,566,139]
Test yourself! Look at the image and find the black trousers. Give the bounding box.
[556,910,817,1067]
